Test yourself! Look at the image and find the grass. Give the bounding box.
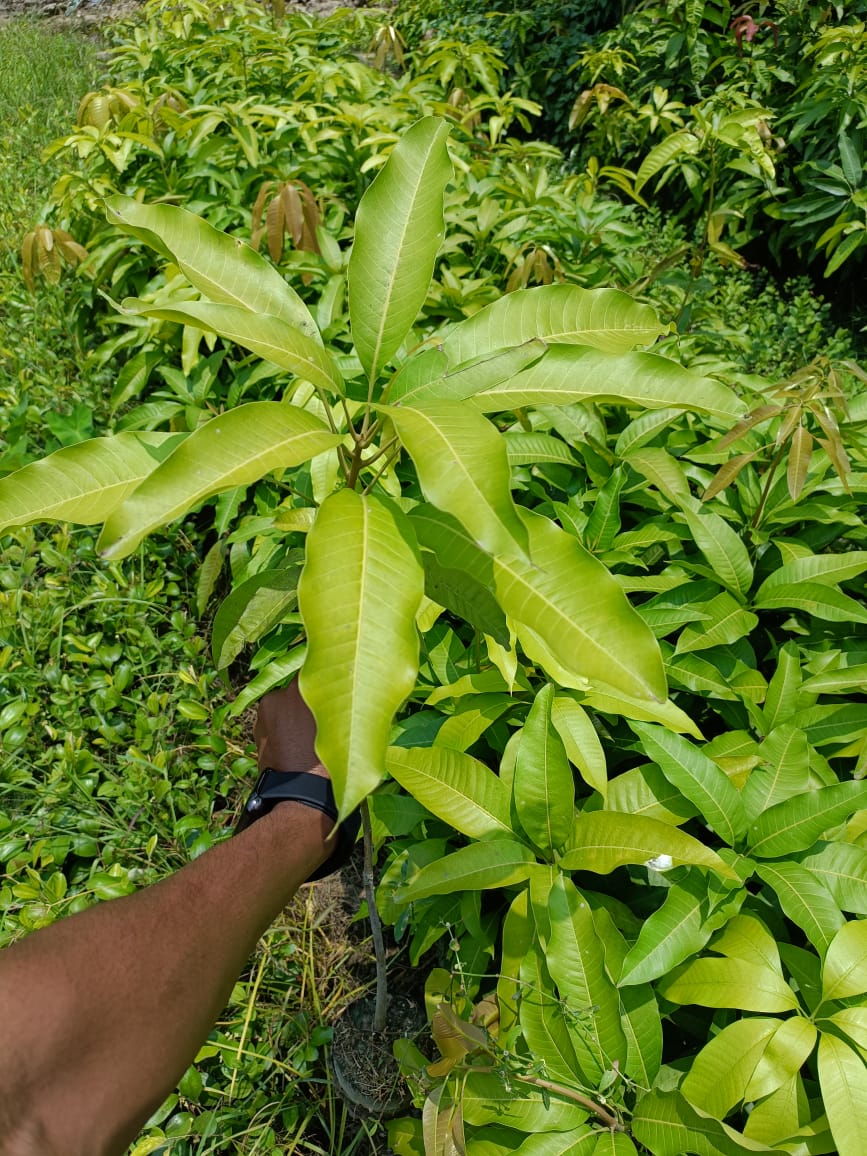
[0,19,377,1154]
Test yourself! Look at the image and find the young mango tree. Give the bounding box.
[11,116,863,1154]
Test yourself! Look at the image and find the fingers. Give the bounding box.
[254,681,321,774]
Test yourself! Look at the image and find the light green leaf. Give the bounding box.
[547,876,627,1077]
[633,1089,776,1155]
[619,874,712,986]
[472,346,743,420]
[348,116,452,383]
[675,592,758,655]
[390,341,547,405]
[761,643,803,730]
[98,403,341,559]
[799,841,867,915]
[120,299,343,394]
[745,1016,817,1102]
[625,447,693,506]
[227,647,306,719]
[511,1127,597,1156]
[711,914,784,973]
[562,811,733,877]
[753,582,867,625]
[0,432,183,534]
[632,723,747,846]
[801,663,867,694]
[499,889,533,1033]
[384,401,529,558]
[298,490,424,819]
[515,685,575,855]
[441,285,669,363]
[827,1007,867,1056]
[584,467,624,552]
[659,957,799,1013]
[755,861,844,958]
[756,551,867,597]
[748,781,867,858]
[822,919,867,1001]
[635,130,702,193]
[679,501,753,599]
[505,431,576,467]
[682,1017,781,1118]
[105,194,317,336]
[398,838,535,902]
[550,695,607,799]
[591,1134,637,1156]
[741,1076,804,1146]
[211,565,299,670]
[462,1071,589,1132]
[620,982,663,1088]
[519,941,580,1083]
[495,509,667,703]
[817,1032,867,1156]
[583,683,702,737]
[385,745,513,839]
[742,726,811,820]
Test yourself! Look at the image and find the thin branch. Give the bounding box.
[361,800,389,1033]
[515,1074,625,1132]
[361,447,400,495]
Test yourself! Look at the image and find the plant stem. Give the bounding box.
[751,440,787,529]
[360,800,388,1033]
[515,1074,625,1132]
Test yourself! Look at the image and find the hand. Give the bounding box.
[254,682,326,779]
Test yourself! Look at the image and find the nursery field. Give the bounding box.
[2,1,867,1154]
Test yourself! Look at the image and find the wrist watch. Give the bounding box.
[235,768,361,881]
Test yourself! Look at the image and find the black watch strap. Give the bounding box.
[235,769,360,881]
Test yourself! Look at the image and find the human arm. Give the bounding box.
[0,685,333,1156]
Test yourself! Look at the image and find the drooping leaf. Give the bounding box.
[547,876,627,1079]
[632,723,747,846]
[620,982,663,1088]
[753,582,867,625]
[562,811,734,878]
[98,403,341,558]
[756,550,867,597]
[745,1016,817,1102]
[633,1088,776,1156]
[384,401,529,558]
[211,565,300,670]
[821,919,867,1001]
[799,841,867,915]
[390,341,547,405]
[635,130,702,193]
[398,838,536,902]
[385,745,514,839]
[298,490,424,818]
[550,695,607,799]
[817,1032,867,1156]
[748,780,867,858]
[440,285,670,363]
[472,346,743,420]
[619,874,713,986]
[675,592,758,655]
[519,940,580,1084]
[762,644,804,731]
[755,861,844,958]
[495,509,667,703]
[120,299,343,393]
[787,424,814,500]
[0,432,184,534]
[105,194,317,336]
[348,116,452,384]
[514,685,575,855]
[681,1017,781,1119]
[679,500,754,600]
[510,1127,597,1156]
[461,1071,589,1132]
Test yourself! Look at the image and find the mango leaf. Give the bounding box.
[635,130,702,193]
[619,874,713,986]
[675,592,758,655]
[578,684,701,738]
[659,957,799,1013]
[584,467,624,552]
[679,501,754,599]
[631,723,747,846]
[754,861,844,958]
[105,194,317,336]
[510,1128,596,1156]
[550,695,607,799]
[821,919,867,1001]
[519,940,581,1083]
[756,550,867,596]
[620,982,663,1088]
[0,432,183,534]
[799,841,867,915]
[742,727,812,821]
[348,116,452,384]
[626,447,693,507]
[495,509,667,703]
[410,505,509,644]
[383,401,529,559]
[747,781,867,858]
[562,811,734,878]
[547,876,627,1078]
[827,1007,867,1056]
[99,403,341,558]
[745,1017,817,1102]
[211,565,300,670]
[753,582,867,625]
[390,341,547,405]
[800,663,867,694]
[681,1017,781,1118]
[440,285,669,363]
[120,299,343,394]
[397,837,535,902]
[505,432,577,467]
[499,889,533,1033]
[787,424,814,500]
[472,346,743,420]
[298,490,424,818]
[817,1032,867,1156]
[592,1135,637,1156]
[633,1089,776,1156]
[461,1071,589,1132]
[514,685,575,854]
[385,745,514,839]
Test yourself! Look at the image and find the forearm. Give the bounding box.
[0,802,329,1156]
